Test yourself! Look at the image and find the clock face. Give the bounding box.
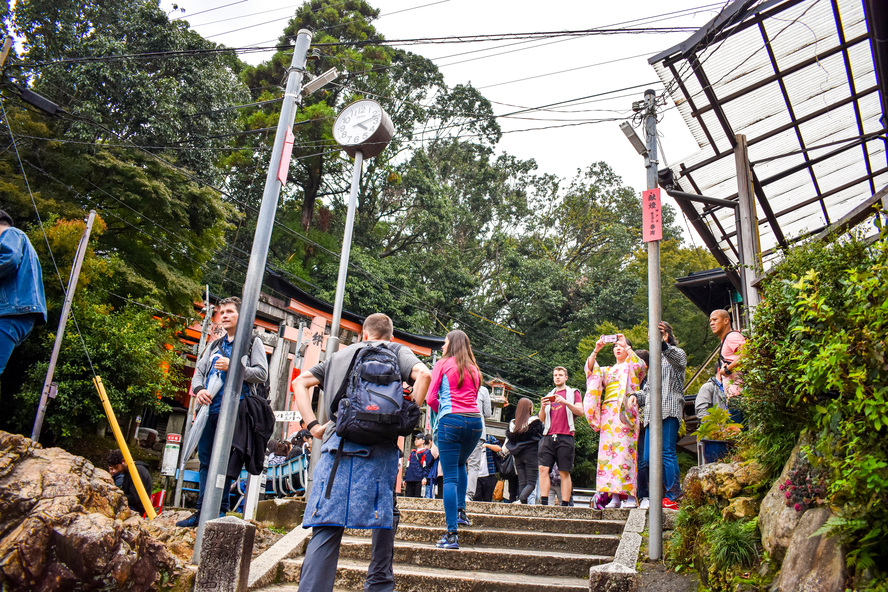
[333,100,384,146]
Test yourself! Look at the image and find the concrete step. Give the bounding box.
[279,557,591,592]
[397,507,625,535]
[345,523,621,555]
[397,496,629,521]
[334,536,608,578]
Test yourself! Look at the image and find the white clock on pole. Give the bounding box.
[333,99,394,159]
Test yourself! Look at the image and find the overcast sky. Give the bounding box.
[158,0,725,238]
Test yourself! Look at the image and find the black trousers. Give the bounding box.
[299,495,400,592]
[474,475,497,502]
[514,447,539,504]
[404,480,423,498]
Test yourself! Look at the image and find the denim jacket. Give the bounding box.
[0,227,47,323]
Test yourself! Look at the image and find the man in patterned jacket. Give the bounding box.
[636,321,687,511]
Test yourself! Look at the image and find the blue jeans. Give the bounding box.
[638,417,681,501]
[197,412,233,513]
[0,315,35,376]
[437,414,483,533]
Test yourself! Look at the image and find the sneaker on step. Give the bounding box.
[436,532,459,550]
[639,498,650,510]
[175,512,200,528]
[662,498,680,511]
[457,509,471,526]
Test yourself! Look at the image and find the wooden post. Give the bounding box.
[734,134,762,323]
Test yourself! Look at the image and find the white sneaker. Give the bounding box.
[605,496,621,508]
[639,498,650,509]
[621,496,638,509]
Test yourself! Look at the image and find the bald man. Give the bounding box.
[709,310,746,424]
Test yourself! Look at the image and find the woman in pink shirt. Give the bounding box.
[427,330,483,550]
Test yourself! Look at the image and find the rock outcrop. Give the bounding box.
[774,507,847,592]
[758,438,806,562]
[0,431,184,591]
[682,460,767,501]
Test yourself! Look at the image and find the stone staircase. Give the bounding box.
[258,497,631,591]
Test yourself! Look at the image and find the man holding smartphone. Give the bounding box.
[537,366,583,506]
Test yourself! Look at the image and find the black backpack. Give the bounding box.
[324,343,420,498]
[333,343,420,445]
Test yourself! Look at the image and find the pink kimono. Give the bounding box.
[583,351,646,496]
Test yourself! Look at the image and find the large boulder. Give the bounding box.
[774,507,847,592]
[758,438,806,562]
[0,431,185,591]
[683,460,767,501]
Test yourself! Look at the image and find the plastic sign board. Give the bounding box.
[642,188,663,242]
[161,434,181,476]
[274,410,302,423]
[277,127,296,185]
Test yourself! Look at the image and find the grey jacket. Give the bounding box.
[191,334,268,396]
[695,377,727,419]
[477,385,492,439]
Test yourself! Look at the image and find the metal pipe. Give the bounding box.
[306,149,364,499]
[193,30,312,562]
[32,210,96,442]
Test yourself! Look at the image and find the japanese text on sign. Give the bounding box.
[642,188,663,242]
[274,410,302,423]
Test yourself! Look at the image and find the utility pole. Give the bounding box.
[174,287,213,507]
[31,210,96,442]
[193,30,313,562]
[733,133,761,325]
[643,89,664,561]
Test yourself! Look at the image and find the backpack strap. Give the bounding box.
[324,437,345,499]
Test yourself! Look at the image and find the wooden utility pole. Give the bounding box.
[734,134,761,323]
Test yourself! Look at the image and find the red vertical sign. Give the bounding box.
[277,127,295,185]
[642,188,663,242]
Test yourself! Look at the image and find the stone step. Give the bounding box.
[345,523,621,555]
[397,496,628,521]
[397,507,625,535]
[333,536,608,578]
[279,558,590,592]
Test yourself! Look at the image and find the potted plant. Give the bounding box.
[694,407,742,464]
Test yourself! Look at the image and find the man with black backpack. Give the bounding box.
[292,313,431,592]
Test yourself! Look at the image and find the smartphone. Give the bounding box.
[603,334,618,343]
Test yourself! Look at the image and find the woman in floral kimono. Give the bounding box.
[584,333,646,509]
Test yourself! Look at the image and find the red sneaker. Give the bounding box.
[662,498,680,511]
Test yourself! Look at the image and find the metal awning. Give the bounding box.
[650,0,888,269]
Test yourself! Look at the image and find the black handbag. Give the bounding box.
[497,451,517,479]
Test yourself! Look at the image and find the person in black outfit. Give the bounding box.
[107,449,152,515]
[404,434,432,497]
[505,398,544,504]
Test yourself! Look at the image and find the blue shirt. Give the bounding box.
[208,336,252,414]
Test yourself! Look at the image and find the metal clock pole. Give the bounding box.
[306,100,393,498]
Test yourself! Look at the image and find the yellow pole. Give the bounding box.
[94,376,156,520]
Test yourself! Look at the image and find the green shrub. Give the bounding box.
[741,218,888,582]
[708,518,759,569]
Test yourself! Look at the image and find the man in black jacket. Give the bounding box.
[107,449,152,515]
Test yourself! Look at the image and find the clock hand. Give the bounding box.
[354,120,369,130]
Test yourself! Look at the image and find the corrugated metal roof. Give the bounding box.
[650,0,887,270]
